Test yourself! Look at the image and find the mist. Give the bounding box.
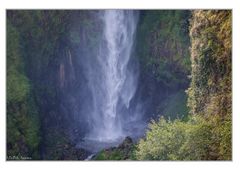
[66,10,145,152]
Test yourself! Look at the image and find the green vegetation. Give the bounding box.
[158,90,189,120]
[137,11,191,89]
[7,10,231,160]
[94,146,137,160]
[136,10,231,160]
[187,10,231,117]
[136,11,191,121]
[94,137,137,160]
[7,10,101,160]
[7,22,40,159]
[136,114,231,160]
[7,10,73,159]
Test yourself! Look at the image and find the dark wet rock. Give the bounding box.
[93,136,136,160]
[60,145,90,160]
[44,142,90,160]
[119,136,133,149]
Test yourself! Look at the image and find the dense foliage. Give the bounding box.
[7,22,40,159]
[94,137,136,160]
[187,10,231,117]
[7,10,231,160]
[137,10,191,89]
[136,11,191,120]
[136,10,231,160]
[187,10,232,159]
[7,10,96,160]
[136,114,231,160]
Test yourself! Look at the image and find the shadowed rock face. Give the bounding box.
[43,142,90,160]
[93,136,135,160]
[119,136,133,149]
[7,10,195,160]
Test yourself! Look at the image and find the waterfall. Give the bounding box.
[84,10,139,142]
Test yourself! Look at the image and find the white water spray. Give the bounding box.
[85,10,139,142]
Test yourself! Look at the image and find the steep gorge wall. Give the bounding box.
[7,10,101,159]
[135,10,191,120]
[187,10,231,117]
[7,10,193,159]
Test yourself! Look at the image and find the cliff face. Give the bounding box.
[187,10,231,117]
[187,11,232,160]
[7,10,231,160]
[135,10,191,120]
[135,10,231,161]
[7,10,113,159]
[6,11,99,159]
[7,10,193,159]
[7,21,40,160]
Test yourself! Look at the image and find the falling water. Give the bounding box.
[78,10,142,151]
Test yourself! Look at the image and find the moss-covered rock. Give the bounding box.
[136,10,191,89]
[7,22,40,160]
[94,137,136,160]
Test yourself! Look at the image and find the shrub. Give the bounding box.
[136,114,231,160]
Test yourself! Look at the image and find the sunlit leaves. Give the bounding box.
[136,114,231,160]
